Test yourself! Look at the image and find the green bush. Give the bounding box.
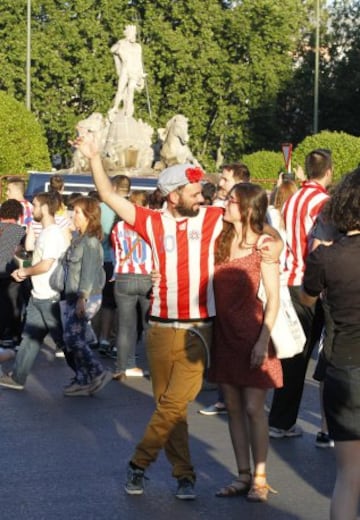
[239,132,360,188]
[293,131,360,182]
[241,150,284,189]
[0,91,51,177]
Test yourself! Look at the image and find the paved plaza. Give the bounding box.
[1,339,341,520]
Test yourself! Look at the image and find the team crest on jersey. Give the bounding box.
[189,230,201,240]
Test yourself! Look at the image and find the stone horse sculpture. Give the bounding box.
[159,114,200,168]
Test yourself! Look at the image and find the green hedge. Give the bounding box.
[241,150,284,189]
[0,91,51,177]
[241,131,360,187]
[292,131,360,182]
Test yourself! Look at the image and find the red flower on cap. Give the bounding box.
[185,166,204,183]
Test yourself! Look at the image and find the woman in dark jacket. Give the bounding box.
[0,199,27,346]
[62,196,111,396]
[302,168,360,520]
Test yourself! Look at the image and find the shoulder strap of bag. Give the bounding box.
[120,237,141,266]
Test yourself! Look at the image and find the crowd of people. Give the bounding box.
[0,141,359,518]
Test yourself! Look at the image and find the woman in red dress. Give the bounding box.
[209,183,282,502]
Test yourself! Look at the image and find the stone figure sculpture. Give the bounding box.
[102,113,154,171]
[72,113,109,172]
[110,24,145,118]
[159,114,200,168]
[72,33,199,173]
[72,112,154,173]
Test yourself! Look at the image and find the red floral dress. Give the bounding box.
[209,248,283,389]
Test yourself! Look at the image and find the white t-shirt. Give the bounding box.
[31,224,67,300]
[267,205,287,278]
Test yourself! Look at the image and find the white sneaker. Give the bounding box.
[269,424,303,438]
[199,403,227,416]
[89,370,113,394]
[63,382,91,396]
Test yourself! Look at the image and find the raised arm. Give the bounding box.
[70,132,136,226]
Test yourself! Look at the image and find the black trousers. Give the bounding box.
[0,277,25,342]
[268,286,324,430]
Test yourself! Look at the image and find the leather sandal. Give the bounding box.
[246,473,278,502]
[216,468,251,497]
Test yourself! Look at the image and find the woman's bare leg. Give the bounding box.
[221,383,250,472]
[243,387,268,476]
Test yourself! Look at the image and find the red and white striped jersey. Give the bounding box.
[19,199,33,227]
[283,181,329,286]
[134,205,224,320]
[111,220,152,275]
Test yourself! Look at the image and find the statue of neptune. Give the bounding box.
[110,24,145,117]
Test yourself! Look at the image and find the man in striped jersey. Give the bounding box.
[73,132,281,500]
[269,149,333,439]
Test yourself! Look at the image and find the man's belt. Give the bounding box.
[148,319,213,330]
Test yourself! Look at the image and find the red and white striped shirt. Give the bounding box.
[134,205,224,320]
[111,221,152,275]
[283,180,329,286]
[19,200,33,227]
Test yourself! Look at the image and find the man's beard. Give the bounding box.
[176,203,200,218]
[33,214,41,222]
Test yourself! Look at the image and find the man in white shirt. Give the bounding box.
[0,192,67,390]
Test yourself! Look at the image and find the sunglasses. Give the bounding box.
[225,195,240,204]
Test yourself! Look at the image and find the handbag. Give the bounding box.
[258,281,306,359]
[49,250,68,293]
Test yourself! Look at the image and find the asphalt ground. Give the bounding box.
[0,337,352,520]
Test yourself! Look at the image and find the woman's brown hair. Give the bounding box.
[73,196,103,240]
[273,180,297,211]
[215,183,268,264]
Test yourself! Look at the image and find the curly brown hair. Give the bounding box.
[215,183,268,264]
[329,167,360,233]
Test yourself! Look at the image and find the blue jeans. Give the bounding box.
[114,273,152,372]
[13,296,63,385]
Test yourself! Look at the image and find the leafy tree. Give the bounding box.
[236,0,311,153]
[320,1,360,137]
[0,91,50,175]
[0,0,318,170]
